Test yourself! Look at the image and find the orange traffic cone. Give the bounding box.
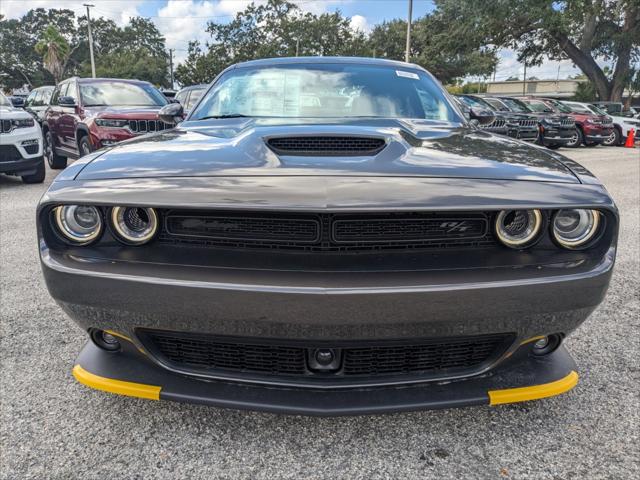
[625,128,636,148]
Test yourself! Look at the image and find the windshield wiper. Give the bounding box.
[197,114,250,120]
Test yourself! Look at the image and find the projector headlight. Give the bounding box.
[495,209,543,249]
[552,209,601,249]
[110,206,158,245]
[12,118,35,128]
[54,205,103,245]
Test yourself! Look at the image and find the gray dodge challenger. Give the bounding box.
[38,57,617,415]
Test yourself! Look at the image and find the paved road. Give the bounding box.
[1,146,638,479]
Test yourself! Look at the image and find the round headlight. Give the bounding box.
[54,205,102,245]
[495,209,543,248]
[110,206,158,245]
[552,209,600,249]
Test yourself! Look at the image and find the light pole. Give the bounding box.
[405,0,413,63]
[84,4,96,78]
[169,49,174,89]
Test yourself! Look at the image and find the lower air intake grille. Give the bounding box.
[267,136,386,156]
[139,330,513,383]
[0,145,23,162]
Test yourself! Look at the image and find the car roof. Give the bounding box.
[230,56,424,71]
[61,77,152,85]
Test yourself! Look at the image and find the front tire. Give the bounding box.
[565,128,583,148]
[21,158,45,184]
[602,128,621,147]
[44,130,68,169]
[546,144,561,150]
[78,136,93,157]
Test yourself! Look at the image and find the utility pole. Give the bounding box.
[405,0,413,63]
[522,61,527,95]
[295,38,300,57]
[84,4,96,78]
[169,49,174,89]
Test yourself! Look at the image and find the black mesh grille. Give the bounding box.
[0,145,23,162]
[267,136,386,156]
[24,144,39,155]
[159,210,496,252]
[140,330,513,382]
[518,119,538,127]
[481,118,506,129]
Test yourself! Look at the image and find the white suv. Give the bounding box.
[0,91,45,183]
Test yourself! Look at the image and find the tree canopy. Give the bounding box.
[432,0,639,101]
[0,9,169,88]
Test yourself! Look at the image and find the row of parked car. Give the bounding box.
[1,76,638,184]
[454,94,640,149]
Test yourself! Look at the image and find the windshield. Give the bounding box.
[500,97,532,113]
[456,95,494,111]
[484,98,509,111]
[588,104,608,115]
[191,64,461,122]
[80,81,168,107]
[523,100,554,113]
[546,99,572,113]
[0,92,11,107]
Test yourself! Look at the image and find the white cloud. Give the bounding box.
[0,0,143,25]
[349,14,369,33]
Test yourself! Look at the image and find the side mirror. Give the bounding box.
[169,98,180,104]
[10,97,25,108]
[159,102,184,125]
[469,107,496,126]
[59,96,77,107]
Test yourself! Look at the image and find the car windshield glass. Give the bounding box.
[524,100,554,113]
[192,64,461,122]
[484,98,508,111]
[588,104,608,115]
[0,92,11,107]
[548,100,572,113]
[456,95,489,110]
[186,88,204,110]
[80,81,168,106]
[500,98,531,113]
[564,103,591,114]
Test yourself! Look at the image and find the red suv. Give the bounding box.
[42,78,171,169]
[518,97,613,148]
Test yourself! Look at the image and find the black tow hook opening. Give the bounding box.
[90,329,121,352]
[531,334,562,356]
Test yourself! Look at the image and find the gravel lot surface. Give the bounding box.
[1,146,638,479]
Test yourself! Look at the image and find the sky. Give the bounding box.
[0,0,585,80]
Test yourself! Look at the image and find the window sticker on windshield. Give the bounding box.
[396,70,419,80]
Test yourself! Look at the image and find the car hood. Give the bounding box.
[85,105,164,119]
[0,105,33,120]
[74,118,580,183]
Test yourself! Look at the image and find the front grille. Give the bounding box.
[560,118,575,127]
[128,119,172,134]
[139,330,513,383]
[159,210,496,252]
[481,118,506,129]
[0,119,12,133]
[518,119,537,128]
[0,145,23,162]
[267,136,386,156]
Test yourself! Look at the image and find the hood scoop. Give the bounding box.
[266,136,386,156]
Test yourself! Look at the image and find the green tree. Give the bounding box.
[176,0,370,85]
[368,16,498,84]
[432,0,640,101]
[35,25,72,85]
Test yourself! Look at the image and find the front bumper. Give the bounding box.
[540,126,574,145]
[0,126,43,174]
[73,338,579,415]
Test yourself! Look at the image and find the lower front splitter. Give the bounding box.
[73,340,578,416]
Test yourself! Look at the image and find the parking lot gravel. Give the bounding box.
[1,146,638,479]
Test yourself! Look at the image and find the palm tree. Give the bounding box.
[35,25,70,85]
